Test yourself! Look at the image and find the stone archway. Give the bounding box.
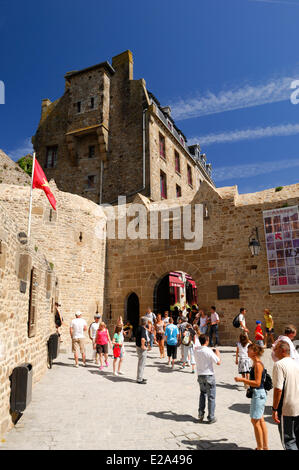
[125,292,140,336]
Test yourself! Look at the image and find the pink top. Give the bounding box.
[96,329,109,345]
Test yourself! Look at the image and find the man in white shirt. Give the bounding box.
[272,340,299,450]
[70,311,88,368]
[88,314,101,364]
[272,325,299,365]
[209,306,220,347]
[194,334,221,424]
[145,307,156,349]
[239,308,249,334]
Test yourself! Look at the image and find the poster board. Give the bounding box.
[263,205,299,293]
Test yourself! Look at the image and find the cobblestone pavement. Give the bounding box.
[1,343,283,450]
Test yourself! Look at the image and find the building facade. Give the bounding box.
[32,50,213,205]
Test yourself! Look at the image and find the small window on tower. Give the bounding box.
[89,146,95,158]
[77,101,81,113]
[87,175,96,189]
[90,97,95,109]
[176,184,182,198]
[159,134,166,160]
[46,146,58,168]
[160,171,167,199]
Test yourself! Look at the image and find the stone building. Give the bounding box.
[32,50,213,206]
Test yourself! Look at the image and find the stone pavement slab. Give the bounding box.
[0,344,283,450]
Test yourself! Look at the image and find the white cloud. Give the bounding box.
[6,138,33,161]
[170,76,293,121]
[214,158,299,182]
[189,122,299,146]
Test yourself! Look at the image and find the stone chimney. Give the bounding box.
[112,50,133,81]
[161,106,171,117]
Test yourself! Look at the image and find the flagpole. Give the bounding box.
[27,152,36,240]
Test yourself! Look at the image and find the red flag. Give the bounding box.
[32,158,57,210]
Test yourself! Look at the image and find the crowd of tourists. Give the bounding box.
[59,303,299,451]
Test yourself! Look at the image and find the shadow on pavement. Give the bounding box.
[147,411,198,423]
[88,369,137,383]
[216,382,242,391]
[229,403,276,425]
[52,361,79,368]
[180,438,252,451]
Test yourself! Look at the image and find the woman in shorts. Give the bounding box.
[155,314,165,359]
[235,344,268,450]
[95,322,112,371]
[264,309,275,348]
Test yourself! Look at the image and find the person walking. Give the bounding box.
[54,302,64,338]
[272,325,299,364]
[162,311,170,326]
[181,323,196,373]
[164,317,180,369]
[209,306,220,347]
[272,340,299,450]
[199,310,208,334]
[238,308,249,335]
[112,325,124,376]
[95,322,112,371]
[264,309,275,348]
[235,333,252,388]
[234,344,269,450]
[70,311,88,368]
[255,321,265,348]
[88,314,101,364]
[155,314,165,359]
[194,334,221,424]
[136,317,149,384]
[145,308,156,349]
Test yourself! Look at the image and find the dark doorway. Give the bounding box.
[126,293,140,336]
[154,274,170,315]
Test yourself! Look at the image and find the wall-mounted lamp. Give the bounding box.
[249,227,261,256]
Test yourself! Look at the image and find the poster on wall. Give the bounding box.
[263,205,299,293]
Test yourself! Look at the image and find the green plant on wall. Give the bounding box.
[17,154,33,176]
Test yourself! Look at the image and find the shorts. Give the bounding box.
[96,343,108,354]
[238,357,251,374]
[156,333,164,341]
[250,389,267,419]
[265,328,274,334]
[256,340,264,347]
[72,338,85,354]
[167,344,177,359]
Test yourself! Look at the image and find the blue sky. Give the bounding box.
[0,0,299,193]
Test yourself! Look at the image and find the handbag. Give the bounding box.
[113,344,121,358]
[246,387,253,399]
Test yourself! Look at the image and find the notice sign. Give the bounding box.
[263,205,299,293]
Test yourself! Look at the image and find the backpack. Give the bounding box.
[264,370,273,392]
[232,314,240,328]
[182,330,191,346]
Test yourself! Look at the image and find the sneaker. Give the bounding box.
[99,366,103,371]
[136,380,146,384]
[105,361,109,367]
[82,363,87,367]
[118,371,124,375]
[75,364,79,368]
[113,371,118,376]
[191,370,195,374]
[198,414,204,422]
[208,417,217,424]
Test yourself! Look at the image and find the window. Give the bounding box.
[176,184,182,198]
[89,145,95,158]
[175,151,180,174]
[77,101,81,113]
[160,171,167,199]
[90,97,95,109]
[28,267,37,338]
[159,133,166,159]
[187,164,193,187]
[46,146,58,168]
[87,175,96,189]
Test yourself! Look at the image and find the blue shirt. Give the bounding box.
[165,324,179,346]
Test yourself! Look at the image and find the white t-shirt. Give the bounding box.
[145,312,156,323]
[163,317,170,325]
[89,321,100,339]
[70,318,87,339]
[210,312,219,324]
[194,343,220,375]
[237,342,250,359]
[239,314,246,329]
[272,357,299,417]
[272,336,299,365]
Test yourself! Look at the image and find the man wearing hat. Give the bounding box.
[89,313,101,364]
[70,311,88,368]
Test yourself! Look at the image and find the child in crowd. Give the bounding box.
[112,325,124,376]
[235,333,252,388]
[255,321,264,347]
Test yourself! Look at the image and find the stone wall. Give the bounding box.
[104,182,299,344]
[0,149,30,186]
[0,200,55,435]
